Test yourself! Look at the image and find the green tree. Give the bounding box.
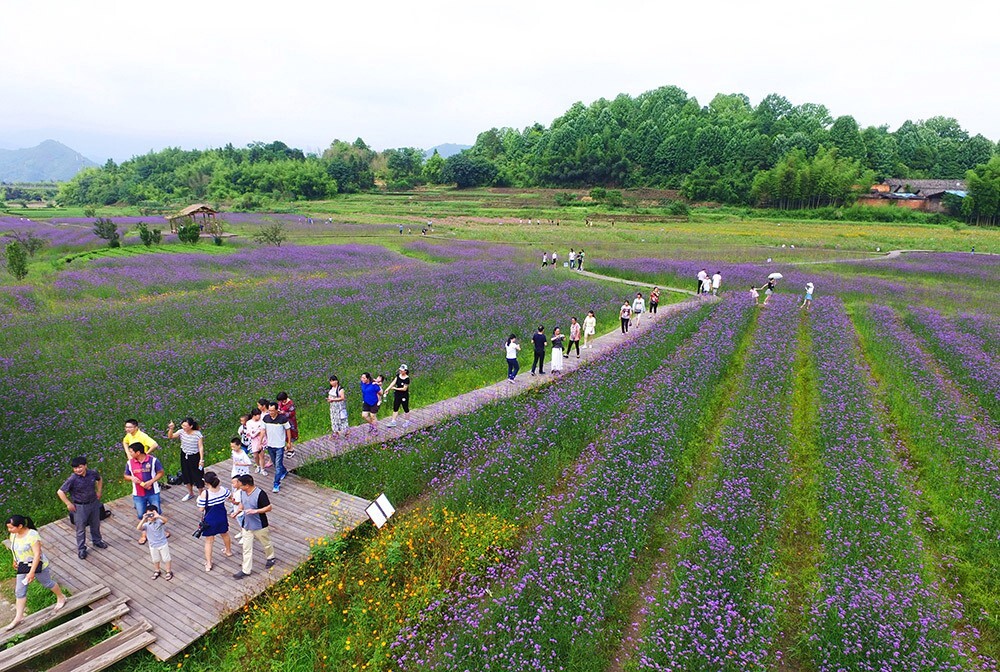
[829,115,867,161]
[253,220,288,246]
[962,155,1000,225]
[442,153,497,188]
[93,217,120,247]
[5,241,28,280]
[422,150,446,184]
[177,222,201,244]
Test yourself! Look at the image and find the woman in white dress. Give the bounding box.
[583,311,597,349]
[550,328,565,372]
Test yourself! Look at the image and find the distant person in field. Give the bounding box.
[800,282,814,311]
[166,418,204,502]
[757,278,777,306]
[399,224,404,235]
[360,373,381,435]
[619,300,632,334]
[542,252,549,268]
[750,285,760,305]
[4,515,66,631]
[122,419,158,459]
[124,443,165,545]
[576,250,585,271]
[327,375,349,438]
[701,275,712,296]
[567,317,581,358]
[632,292,646,325]
[712,272,722,296]
[262,403,291,493]
[552,251,558,267]
[276,392,297,458]
[697,268,708,294]
[231,475,276,580]
[505,334,521,383]
[245,408,267,476]
[583,310,597,348]
[57,456,107,559]
[531,326,548,375]
[569,249,576,269]
[550,327,565,373]
[387,365,412,428]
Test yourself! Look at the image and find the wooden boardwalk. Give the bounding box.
[30,275,709,662]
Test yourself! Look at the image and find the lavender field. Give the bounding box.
[2,225,998,672]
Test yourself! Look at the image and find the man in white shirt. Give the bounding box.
[697,269,708,294]
[712,272,722,296]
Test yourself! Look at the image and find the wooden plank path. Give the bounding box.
[30,274,709,663]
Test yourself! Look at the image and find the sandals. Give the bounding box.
[152,571,162,580]
[224,552,234,558]
[164,571,173,581]
[205,563,212,572]
[138,538,147,545]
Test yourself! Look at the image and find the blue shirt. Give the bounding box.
[360,382,381,406]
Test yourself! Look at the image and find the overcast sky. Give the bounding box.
[2,0,996,163]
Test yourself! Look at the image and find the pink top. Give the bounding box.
[570,322,581,340]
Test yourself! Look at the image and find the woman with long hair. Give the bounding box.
[4,515,66,631]
[505,334,521,383]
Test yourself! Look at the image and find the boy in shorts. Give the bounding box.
[137,504,172,580]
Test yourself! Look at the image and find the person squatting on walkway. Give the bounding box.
[231,475,276,579]
[57,456,108,559]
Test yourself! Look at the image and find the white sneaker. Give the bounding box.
[260,470,267,477]
[181,493,193,502]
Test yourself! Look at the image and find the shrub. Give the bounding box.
[83,206,97,218]
[136,222,156,247]
[177,222,201,244]
[7,230,47,257]
[554,193,578,206]
[92,217,120,248]
[668,201,690,217]
[5,242,28,280]
[253,221,287,246]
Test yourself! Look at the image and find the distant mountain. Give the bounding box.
[424,143,471,159]
[0,140,98,182]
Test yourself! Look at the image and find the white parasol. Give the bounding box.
[768,272,783,280]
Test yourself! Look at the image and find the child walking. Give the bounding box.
[137,505,172,580]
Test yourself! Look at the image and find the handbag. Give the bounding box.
[16,561,33,574]
[192,490,209,538]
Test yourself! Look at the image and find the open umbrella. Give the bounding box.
[768,272,783,280]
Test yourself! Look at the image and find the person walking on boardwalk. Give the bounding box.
[198,471,234,572]
[122,419,158,459]
[567,317,581,359]
[124,443,165,545]
[619,300,632,334]
[649,288,661,315]
[387,365,412,428]
[57,456,108,559]
[137,504,172,581]
[327,375,349,438]
[4,516,67,631]
[275,392,297,457]
[800,282,814,311]
[246,408,267,476]
[231,436,254,479]
[632,292,646,325]
[530,326,548,375]
[262,403,291,493]
[167,418,204,502]
[550,327,565,373]
[360,373,381,435]
[712,271,722,296]
[505,334,521,383]
[231,475,276,580]
[583,310,597,348]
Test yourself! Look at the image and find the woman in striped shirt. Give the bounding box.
[197,471,234,571]
[167,417,205,502]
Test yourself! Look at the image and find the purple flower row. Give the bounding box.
[808,299,964,671]
[636,294,799,670]
[393,297,755,670]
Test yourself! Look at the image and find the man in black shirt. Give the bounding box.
[57,456,108,559]
[531,326,548,375]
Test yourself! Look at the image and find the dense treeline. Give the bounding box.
[56,85,1000,214]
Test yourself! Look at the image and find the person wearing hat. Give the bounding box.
[387,364,411,428]
[800,282,814,311]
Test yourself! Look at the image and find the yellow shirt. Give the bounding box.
[10,530,48,570]
[123,429,158,454]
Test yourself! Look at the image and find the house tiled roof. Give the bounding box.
[882,179,966,196]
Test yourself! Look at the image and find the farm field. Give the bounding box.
[0,190,998,671]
